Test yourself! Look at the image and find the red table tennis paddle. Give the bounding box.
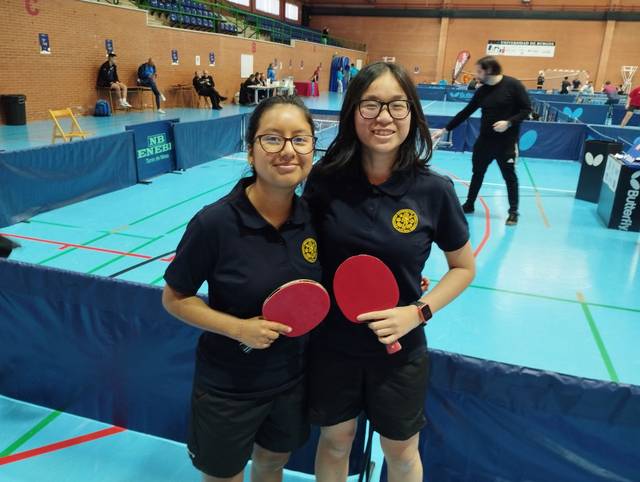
[240,279,330,353]
[333,255,402,354]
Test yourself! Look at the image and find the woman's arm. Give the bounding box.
[162,284,291,349]
[417,241,475,313]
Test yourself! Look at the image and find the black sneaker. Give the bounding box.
[506,212,519,226]
[462,202,475,214]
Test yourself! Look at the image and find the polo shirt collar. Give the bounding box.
[349,163,415,197]
[230,178,309,230]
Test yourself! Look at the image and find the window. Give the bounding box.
[285,2,299,21]
[229,0,250,6]
[255,0,280,16]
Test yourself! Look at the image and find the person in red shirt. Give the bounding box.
[621,85,640,127]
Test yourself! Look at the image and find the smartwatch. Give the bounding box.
[410,301,432,325]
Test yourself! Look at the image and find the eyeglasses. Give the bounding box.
[254,134,317,155]
[358,100,411,120]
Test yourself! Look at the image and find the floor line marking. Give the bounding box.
[0,426,126,466]
[0,410,62,457]
[577,291,619,382]
[28,179,237,266]
[522,158,551,228]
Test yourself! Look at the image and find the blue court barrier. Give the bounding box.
[464,118,587,161]
[4,260,637,481]
[174,114,245,170]
[0,259,366,476]
[426,115,466,152]
[541,101,609,124]
[380,350,640,482]
[0,132,137,228]
[445,90,476,103]
[417,86,447,101]
[611,106,640,127]
[126,118,180,182]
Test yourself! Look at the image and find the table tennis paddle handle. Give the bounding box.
[386,341,402,354]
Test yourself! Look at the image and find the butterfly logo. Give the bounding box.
[584,152,604,167]
[562,107,584,120]
[631,171,640,191]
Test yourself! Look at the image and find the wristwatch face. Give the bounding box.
[421,304,433,321]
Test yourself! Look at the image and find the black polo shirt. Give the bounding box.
[303,162,469,362]
[164,178,322,397]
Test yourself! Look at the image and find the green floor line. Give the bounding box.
[150,274,165,285]
[0,410,62,457]
[35,179,238,266]
[37,233,112,266]
[577,292,619,382]
[427,279,640,314]
[128,179,237,226]
[26,220,83,229]
[86,236,165,275]
[23,219,155,240]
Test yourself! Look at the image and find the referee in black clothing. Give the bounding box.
[433,56,532,225]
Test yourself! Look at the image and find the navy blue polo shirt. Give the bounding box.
[164,178,322,397]
[303,162,469,362]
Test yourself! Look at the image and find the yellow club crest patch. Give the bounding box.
[392,209,419,233]
[301,238,318,263]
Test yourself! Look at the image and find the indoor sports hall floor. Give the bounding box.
[1,94,638,481]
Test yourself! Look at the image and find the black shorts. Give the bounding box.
[187,379,309,478]
[308,350,430,441]
[627,105,640,113]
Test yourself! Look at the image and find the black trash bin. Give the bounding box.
[1,94,27,125]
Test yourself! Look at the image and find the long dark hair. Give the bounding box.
[244,95,315,182]
[319,61,432,174]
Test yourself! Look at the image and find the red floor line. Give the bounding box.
[440,171,492,257]
[0,232,171,263]
[0,426,126,466]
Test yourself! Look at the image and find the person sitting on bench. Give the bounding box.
[193,71,221,110]
[137,58,166,114]
[97,53,132,108]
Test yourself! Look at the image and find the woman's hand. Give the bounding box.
[357,306,422,346]
[236,317,292,350]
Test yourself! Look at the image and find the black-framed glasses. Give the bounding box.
[254,134,317,154]
[358,100,412,120]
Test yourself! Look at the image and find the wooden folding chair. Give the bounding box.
[49,108,91,144]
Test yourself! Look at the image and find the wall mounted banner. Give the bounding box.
[486,40,556,58]
[39,33,51,54]
[171,49,179,65]
[105,39,114,55]
[209,52,215,66]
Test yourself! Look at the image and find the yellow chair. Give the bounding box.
[49,108,91,144]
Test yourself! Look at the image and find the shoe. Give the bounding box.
[214,105,222,110]
[160,94,166,102]
[506,212,519,226]
[123,100,133,108]
[462,202,475,214]
[158,109,166,114]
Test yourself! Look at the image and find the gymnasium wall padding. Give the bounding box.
[173,114,246,170]
[0,259,366,476]
[380,350,640,482]
[0,132,137,228]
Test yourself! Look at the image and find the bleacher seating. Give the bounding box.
[138,0,358,48]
